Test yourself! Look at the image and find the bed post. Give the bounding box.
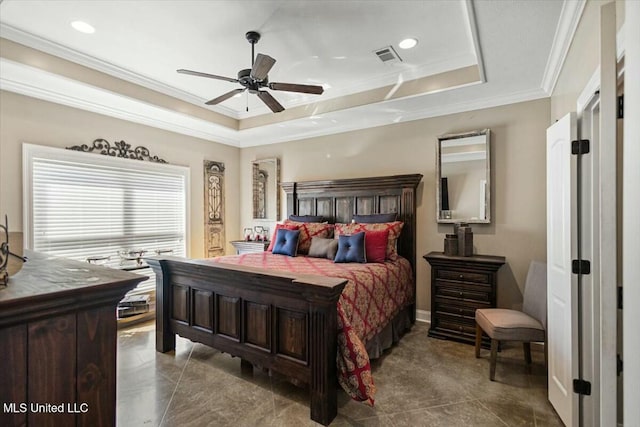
[306,289,341,426]
[401,185,418,323]
[147,258,176,352]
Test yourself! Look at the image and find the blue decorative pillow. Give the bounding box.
[334,232,366,263]
[272,229,300,257]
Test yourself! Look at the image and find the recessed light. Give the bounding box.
[398,38,418,49]
[71,21,95,34]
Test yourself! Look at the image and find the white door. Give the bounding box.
[547,112,579,426]
[623,1,640,423]
[575,4,618,425]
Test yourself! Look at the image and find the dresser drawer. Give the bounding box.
[436,269,490,284]
[435,281,491,303]
[434,316,477,337]
[434,300,482,320]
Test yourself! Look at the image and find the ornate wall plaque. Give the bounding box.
[67,138,167,163]
[204,160,225,257]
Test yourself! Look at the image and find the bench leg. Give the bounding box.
[490,339,499,381]
[475,323,483,358]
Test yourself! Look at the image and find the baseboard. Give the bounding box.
[416,309,431,324]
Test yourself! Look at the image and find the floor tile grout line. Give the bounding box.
[158,344,195,426]
[475,399,511,427]
[381,396,480,418]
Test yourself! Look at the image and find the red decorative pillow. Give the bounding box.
[284,220,334,254]
[267,223,299,252]
[335,221,403,260]
[364,229,389,263]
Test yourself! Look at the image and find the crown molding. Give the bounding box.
[1,56,547,149]
[541,0,586,95]
[236,86,548,147]
[0,58,241,146]
[0,23,241,119]
[235,52,478,119]
[1,22,478,121]
[465,0,486,83]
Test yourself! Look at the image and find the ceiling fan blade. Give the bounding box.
[205,88,246,105]
[177,69,238,83]
[257,91,285,113]
[269,82,324,95]
[250,54,276,81]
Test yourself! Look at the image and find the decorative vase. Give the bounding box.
[444,234,458,256]
[457,225,473,257]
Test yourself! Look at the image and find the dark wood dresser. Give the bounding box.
[0,251,144,427]
[424,251,505,347]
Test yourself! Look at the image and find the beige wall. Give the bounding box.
[0,90,240,257]
[551,0,624,122]
[1,91,549,313]
[240,98,550,312]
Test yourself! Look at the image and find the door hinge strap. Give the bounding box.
[617,354,623,376]
[573,379,592,395]
[618,95,624,119]
[572,259,591,275]
[571,139,590,155]
[618,287,623,309]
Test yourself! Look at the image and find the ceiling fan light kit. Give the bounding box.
[177,31,324,113]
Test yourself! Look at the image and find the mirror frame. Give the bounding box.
[436,129,491,224]
[251,158,281,221]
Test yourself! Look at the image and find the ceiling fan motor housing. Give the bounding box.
[238,68,268,93]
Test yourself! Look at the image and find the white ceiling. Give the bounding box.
[0,0,580,147]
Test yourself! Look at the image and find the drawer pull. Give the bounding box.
[459,326,464,332]
[459,274,464,279]
[459,308,464,314]
[458,291,464,298]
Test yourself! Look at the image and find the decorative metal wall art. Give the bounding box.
[204,160,226,257]
[253,166,268,219]
[67,138,167,163]
[0,215,27,287]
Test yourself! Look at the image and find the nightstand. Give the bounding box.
[230,240,269,254]
[423,251,505,347]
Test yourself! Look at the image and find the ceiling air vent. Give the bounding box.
[374,46,402,64]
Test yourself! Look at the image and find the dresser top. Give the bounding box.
[0,250,144,305]
[423,251,506,265]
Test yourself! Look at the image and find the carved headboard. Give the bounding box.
[281,174,423,272]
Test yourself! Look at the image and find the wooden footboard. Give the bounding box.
[147,257,347,426]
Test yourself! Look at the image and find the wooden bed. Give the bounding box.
[147,173,422,425]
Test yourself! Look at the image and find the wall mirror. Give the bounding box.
[252,158,280,221]
[436,129,490,224]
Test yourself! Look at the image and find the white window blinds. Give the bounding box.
[24,144,189,274]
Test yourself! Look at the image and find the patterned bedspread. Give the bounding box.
[209,252,413,404]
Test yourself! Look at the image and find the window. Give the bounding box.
[23,144,189,293]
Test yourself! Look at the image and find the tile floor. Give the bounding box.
[116,321,563,426]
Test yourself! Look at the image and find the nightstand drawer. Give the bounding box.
[434,316,477,337]
[436,269,490,284]
[435,282,491,302]
[434,301,483,320]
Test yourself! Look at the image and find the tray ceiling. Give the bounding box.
[0,0,576,147]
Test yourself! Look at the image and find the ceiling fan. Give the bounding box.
[177,31,324,113]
